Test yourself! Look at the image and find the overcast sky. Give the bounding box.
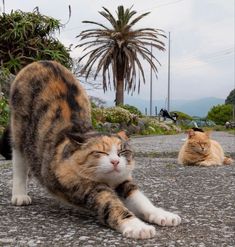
[2,0,235,103]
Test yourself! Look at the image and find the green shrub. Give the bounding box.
[90,101,97,108]
[0,9,72,75]
[0,94,10,128]
[141,125,164,135]
[138,117,176,135]
[119,104,142,117]
[171,111,192,120]
[91,107,106,124]
[91,106,133,128]
[213,125,226,131]
[225,89,235,105]
[207,104,233,125]
[105,107,132,124]
[91,106,180,135]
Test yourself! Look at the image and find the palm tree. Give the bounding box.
[76,5,166,105]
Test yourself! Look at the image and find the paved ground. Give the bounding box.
[0,131,234,247]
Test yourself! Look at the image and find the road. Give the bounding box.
[0,131,234,246]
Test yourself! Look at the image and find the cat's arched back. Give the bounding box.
[10,61,93,179]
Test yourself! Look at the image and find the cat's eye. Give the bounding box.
[89,151,109,157]
[118,149,133,160]
[198,141,207,146]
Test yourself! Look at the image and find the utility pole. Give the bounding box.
[2,0,5,13]
[150,43,153,116]
[167,32,171,112]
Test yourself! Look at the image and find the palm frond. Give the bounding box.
[75,5,166,103]
[128,12,150,28]
[81,20,109,30]
[99,7,117,28]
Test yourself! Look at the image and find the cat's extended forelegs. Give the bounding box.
[11,149,31,206]
[116,180,181,226]
[61,179,156,239]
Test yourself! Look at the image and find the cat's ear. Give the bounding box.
[205,130,211,137]
[187,129,195,138]
[67,132,86,146]
[117,130,129,141]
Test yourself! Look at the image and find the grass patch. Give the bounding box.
[134,151,179,158]
[0,162,11,169]
[135,151,235,159]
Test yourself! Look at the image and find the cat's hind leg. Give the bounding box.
[11,148,31,206]
[223,157,233,165]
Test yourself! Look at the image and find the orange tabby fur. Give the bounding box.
[178,129,233,166]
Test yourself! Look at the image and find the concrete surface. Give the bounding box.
[0,131,234,247]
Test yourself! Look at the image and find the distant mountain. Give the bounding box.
[106,97,225,117]
[171,97,225,117]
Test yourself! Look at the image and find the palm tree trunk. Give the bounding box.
[115,56,125,106]
[115,79,124,106]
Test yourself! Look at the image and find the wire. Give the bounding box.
[172,53,234,71]
[61,0,186,33]
[172,47,234,67]
[175,47,233,62]
[61,23,88,33]
[141,0,185,12]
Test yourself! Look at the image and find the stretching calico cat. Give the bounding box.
[10,61,181,239]
[178,129,233,166]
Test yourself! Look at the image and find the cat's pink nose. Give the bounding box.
[111,159,119,167]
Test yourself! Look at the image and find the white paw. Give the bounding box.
[120,217,156,239]
[11,195,32,206]
[147,208,181,226]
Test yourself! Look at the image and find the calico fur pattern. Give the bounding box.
[10,61,181,239]
[178,129,233,166]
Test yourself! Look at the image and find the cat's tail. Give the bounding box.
[223,157,233,165]
[0,125,12,160]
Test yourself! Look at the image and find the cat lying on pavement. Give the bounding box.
[178,129,233,166]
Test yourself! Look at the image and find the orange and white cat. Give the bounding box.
[10,61,181,239]
[178,129,233,166]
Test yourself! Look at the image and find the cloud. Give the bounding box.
[3,0,234,102]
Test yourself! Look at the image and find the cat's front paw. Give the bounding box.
[119,217,156,239]
[198,161,212,166]
[11,195,32,206]
[147,208,181,226]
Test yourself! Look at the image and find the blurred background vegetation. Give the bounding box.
[0,9,72,76]
[0,8,234,136]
